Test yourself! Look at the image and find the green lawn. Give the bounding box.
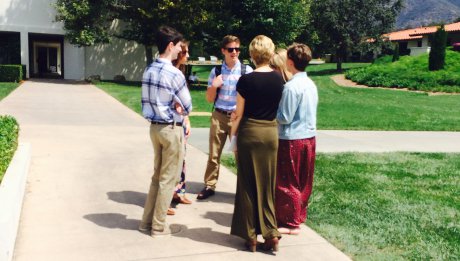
[221,152,460,260]
[0,82,20,101]
[95,63,460,130]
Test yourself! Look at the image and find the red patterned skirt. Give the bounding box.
[275,137,316,228]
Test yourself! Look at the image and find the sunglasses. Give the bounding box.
[181,50,189,55]
[226,47,240,53]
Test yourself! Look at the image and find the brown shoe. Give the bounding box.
[196,188,215,200]
[245,239,259,252]
[167,208,175,215]
[262,237,279,252]
[172,195,192,204]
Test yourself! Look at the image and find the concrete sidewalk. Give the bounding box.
[0,80,350,261]
[188,129,460,154]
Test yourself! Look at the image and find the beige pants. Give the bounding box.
[203,110,232,190]
[141,123,184,231]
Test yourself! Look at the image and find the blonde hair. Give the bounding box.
[269,48,292,83]
[249,35,275,66]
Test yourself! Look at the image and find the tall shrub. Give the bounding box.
[429,25,447,71]
[392,43,400,62]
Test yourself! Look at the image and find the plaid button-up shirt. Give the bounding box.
[141,58,192,123]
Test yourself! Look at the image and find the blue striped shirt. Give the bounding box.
[207,61,253,111]
[141,58,192,123]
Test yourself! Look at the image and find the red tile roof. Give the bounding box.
[385,22,460,41]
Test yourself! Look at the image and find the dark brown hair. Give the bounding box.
[287,43,312,71]
[156,26,184,54]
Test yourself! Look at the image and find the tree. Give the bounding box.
[55,0,211,65]
[229,0,310,46]
[54,0,116,47]
[310,0,404,71]
[55,0,312,64]
[429,25,447,71]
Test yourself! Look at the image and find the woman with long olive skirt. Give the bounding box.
[230,35,284,252]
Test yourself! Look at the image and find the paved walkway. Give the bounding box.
[188,129,460,154]
[0,80,350,261]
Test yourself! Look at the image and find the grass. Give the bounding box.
[345,50,460,93]
[96,80,212,127]
[220,152,460,260]
[95,63,460,131]
[0,82,20,101]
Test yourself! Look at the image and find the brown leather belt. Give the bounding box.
[215,108,233,117]
[151,121,183,126]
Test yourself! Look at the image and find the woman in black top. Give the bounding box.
[230,35,284,252]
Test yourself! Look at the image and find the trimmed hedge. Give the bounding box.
[0,65,23,82]
[0,115,19,183]
[346,50,460,93]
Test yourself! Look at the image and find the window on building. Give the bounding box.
[0,32,21,64]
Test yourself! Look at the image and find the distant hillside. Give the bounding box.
[397,0,460,29]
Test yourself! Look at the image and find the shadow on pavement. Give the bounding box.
[83,213,139,230]
[202,211,232,227]
[174,226,241,250]
[186,181,236,204]
[107,191,146,208]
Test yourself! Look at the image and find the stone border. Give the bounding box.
[0,143,31,261]
[331,74,460,96]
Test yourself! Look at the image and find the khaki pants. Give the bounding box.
[141,124,184,231]
[203,110,232,190]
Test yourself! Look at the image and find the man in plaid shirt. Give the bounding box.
[139,26,192,236]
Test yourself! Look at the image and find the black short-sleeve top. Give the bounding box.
[236,71,284,120]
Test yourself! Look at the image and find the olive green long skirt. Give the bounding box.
[230,118,281,241]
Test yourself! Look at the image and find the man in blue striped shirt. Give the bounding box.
[139,26,192,236]
[197,35,253,200]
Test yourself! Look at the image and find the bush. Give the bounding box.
[373,55,393,65]
[345,50,460,93]
[0,65,23,82]
[0,115,19,183]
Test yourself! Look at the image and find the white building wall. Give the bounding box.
[85,20,147,81]
[85,38,146,81]
[64,40,85,80]
[409,47,431,56]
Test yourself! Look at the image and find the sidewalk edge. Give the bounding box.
[0,143,31,261]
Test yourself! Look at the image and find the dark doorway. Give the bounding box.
[29,33,64,79]
[37,47,47,77]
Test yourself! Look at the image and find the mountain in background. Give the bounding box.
[396,0,460,29]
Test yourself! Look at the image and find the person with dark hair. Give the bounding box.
[197,35,253,200]
[171,42,192,207]
[230,35,283,252]
[275,43,318,235]
[139,26,192,236]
